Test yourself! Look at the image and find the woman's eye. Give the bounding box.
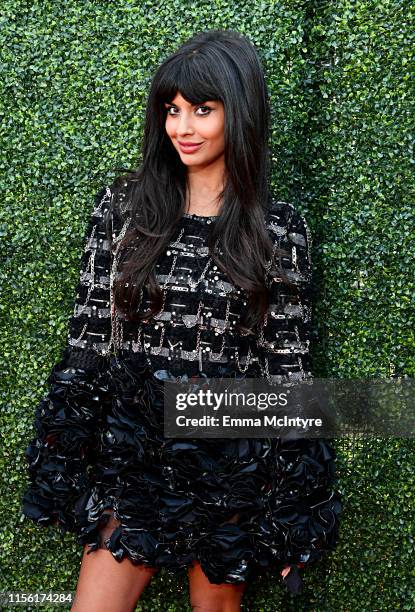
[165,105,211,116]
[196,106,211,115]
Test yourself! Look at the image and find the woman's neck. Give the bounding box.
[185,183,225,216]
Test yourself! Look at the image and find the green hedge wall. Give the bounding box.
[1,1,414,610]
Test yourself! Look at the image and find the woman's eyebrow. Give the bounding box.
[164,101,211,107]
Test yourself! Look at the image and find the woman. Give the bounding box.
[22,29,342,611]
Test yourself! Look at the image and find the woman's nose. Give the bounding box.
[176,113,194,135]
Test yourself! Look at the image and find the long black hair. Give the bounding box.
[110,29,294,334]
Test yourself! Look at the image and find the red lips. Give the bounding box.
[178,141,203,145]
[178,141,203,153]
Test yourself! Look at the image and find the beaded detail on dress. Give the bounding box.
[68,182,313,385]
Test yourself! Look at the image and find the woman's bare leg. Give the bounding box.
[188,561,247,612]
[71,511,159,612]
[188,511,247,612]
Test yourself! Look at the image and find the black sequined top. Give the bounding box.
[66,182,313,384]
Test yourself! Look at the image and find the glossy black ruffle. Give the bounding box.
[21,347,111,530]
[22,351,342,591]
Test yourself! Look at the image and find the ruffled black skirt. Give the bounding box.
[22,351,342,589]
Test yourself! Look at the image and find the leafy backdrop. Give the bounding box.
[1,1,414,610]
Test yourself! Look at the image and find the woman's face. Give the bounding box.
[164,92,225,168]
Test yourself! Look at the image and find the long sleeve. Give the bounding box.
[258,202,342,593]
[21,185,115,533]
[257,201,313,385]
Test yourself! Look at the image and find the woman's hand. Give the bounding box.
[280,563,305,594]
[281,565,291,578]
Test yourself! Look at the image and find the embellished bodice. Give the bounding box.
[112,212,261,378]
[67,183,313,385]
